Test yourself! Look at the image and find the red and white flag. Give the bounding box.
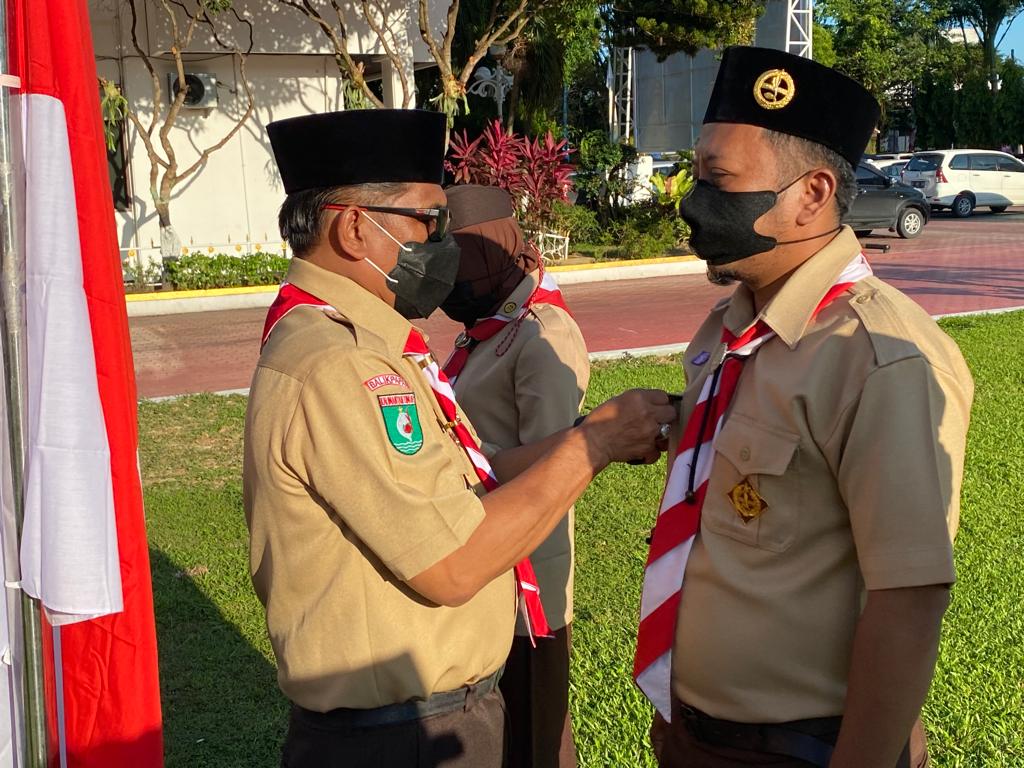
[0,0,163,765]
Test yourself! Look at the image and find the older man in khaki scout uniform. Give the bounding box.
[243,109,676,768]
[439,185,590,768]
[635,48,973,768]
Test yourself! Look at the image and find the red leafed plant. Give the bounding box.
[519,132,574,229]
[446,119,574,230]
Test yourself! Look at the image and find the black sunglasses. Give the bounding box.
[323,204,451,242]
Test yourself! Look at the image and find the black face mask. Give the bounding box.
[440,282,499,326]
[364,219,462,320]
[678,175,839,266]
[388,235,461,320]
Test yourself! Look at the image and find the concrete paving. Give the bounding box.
[130,211,1024,398]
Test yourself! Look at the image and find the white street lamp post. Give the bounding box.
[468,64,514,121]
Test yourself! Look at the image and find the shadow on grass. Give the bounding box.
[151,547,288,767]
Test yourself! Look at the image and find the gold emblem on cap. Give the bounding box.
[753,69,795,110]
[728,478,768,523]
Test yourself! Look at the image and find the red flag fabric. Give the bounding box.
[7,0,163,765]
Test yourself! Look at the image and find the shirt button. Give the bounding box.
[739,447,751,461]
[855,294,871,304]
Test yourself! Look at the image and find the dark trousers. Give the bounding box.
[499,626,577,768]
[658,701,930,768]
[281,688,508,768]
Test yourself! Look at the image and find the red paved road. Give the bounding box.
[131,211,1024,398]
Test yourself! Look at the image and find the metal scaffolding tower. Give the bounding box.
[608,46,634,143]
[786,0,814,59]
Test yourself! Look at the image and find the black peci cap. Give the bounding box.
[268,109,447,194]
[704,47,881,168]
[446,185,516,230]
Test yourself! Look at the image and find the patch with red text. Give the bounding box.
[364,373,409,392]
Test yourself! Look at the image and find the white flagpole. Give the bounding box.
[0,1,49,765]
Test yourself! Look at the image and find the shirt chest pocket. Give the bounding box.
[703,413,801,553]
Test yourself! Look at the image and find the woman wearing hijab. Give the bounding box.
[440,185,590,768]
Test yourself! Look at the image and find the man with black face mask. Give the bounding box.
[243,110,676,768]
[440,184,590,768]
[637,48,973,768]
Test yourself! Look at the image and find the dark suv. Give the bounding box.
[843,162,930,238]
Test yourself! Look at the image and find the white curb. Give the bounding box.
[127,291,276,318]
[551,260,705,285]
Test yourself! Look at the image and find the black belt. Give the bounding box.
[678,702,838,767]
[292,669,502,730]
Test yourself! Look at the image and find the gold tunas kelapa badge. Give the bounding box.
[728,478,768,523]
[753,69,795,110]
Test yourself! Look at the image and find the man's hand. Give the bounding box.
[410,389,675,607]
[580,389,677,466]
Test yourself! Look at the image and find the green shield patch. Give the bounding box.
[378,393,423,455]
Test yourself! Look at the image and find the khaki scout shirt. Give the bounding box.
[670,228,973,723]
[243,257,515,712]
[452,270,590,631]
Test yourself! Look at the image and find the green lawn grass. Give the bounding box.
[140,313,1024,767]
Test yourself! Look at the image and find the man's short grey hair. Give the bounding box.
[765,130,857,218]
[278,182,408,257]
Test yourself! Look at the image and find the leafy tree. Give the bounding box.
[606,0,767,60]
[276,0,555,128]
[957,68,1000,145]
[997,59,1024,148]
[951,0,1024,91]
[446,0,600,132]
[913,41,983,148]
[815,0,950,117]
[912,43,1024,148]
[812,23,838,68]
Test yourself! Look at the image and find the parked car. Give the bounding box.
[880,161,908,181]
[901,149,1024,217]
[844,162,930,238]
[866,153,914,168]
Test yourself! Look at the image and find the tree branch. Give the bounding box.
[275,0,383,108]
[178,50,256,180]
[997,9,1024,48]
[458,0,533,88]
[127,0,162,138]
[156,0,191,182]
[418,0,451,80]
[361,0,412,107]
[441,0,460,70]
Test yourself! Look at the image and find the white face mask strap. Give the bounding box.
[363,254,399,285]
[361,210,413,253]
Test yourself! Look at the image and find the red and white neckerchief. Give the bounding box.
[633,253,874,721]
[261,282,337,349]
[261,282,551,642]
[405,330,551,644]
[442,267,571,386]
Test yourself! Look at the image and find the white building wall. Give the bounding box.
[89,0,444,262]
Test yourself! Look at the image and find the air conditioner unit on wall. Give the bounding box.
[166,73,218,109]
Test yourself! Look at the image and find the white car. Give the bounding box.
[869,153,914,169]
[902,149,1024,217]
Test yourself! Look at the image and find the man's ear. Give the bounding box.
[326,205,369,261]
[795,168,839,226]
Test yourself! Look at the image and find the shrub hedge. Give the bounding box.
[163,251,290,291]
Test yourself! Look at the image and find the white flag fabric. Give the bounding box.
[14,92,122,626]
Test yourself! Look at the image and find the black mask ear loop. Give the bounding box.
[771,171,843,247]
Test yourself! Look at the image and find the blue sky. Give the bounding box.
[998,16,1024,61]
